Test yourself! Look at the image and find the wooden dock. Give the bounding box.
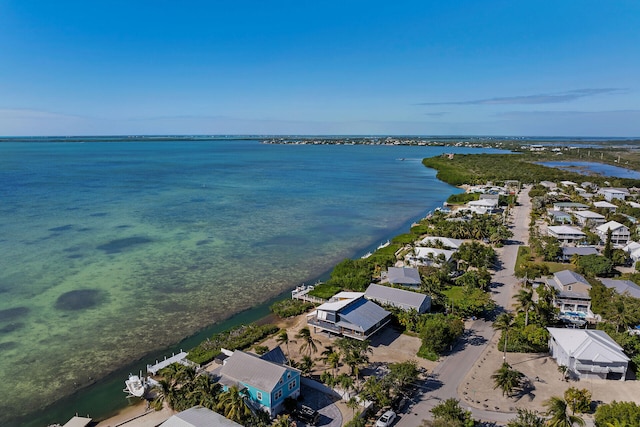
[291,285,326,304]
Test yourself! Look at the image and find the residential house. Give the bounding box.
[593,200,618,212]
[560,246,599,262]
[548,210,573,224]
[216,350,300,416]
[546,225,586,244]
[307,292,391,340]
[548,328,629,381]
[466,198,499,214]
[596,221,630,245]
[545,270,593,317]
[628,201,640,209]
[161,406,243,427]
[623,241,640,264]
[573,210,606,227]
[381,266,421,288]
[560,181,578,188]
[552,202,589,212]
[599,188,629,202]
[581,182,598,191]
[418,236,464,250]
[406,247,456,267]
[540,181,557,189]
[365,283,431,313]
[599,278,640,299]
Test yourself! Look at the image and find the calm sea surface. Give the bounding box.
[539,161,640,179]
[0,139,502,425]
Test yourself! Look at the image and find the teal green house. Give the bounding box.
[218,349,301,416]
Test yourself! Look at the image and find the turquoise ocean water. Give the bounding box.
[0,139,501,426]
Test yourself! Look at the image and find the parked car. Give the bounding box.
[376,410,397,427]
[296,405,320,426]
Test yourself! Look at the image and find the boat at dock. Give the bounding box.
[124,373,147,398]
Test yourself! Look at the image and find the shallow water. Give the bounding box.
[539,160,640,179]
[0,139,502,425]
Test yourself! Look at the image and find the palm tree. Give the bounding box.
[493,312,515,362]
[151,378,177,411]
[343,348,369,383]
[321,345,341,375]
[514,289,535,326]
[272,414,295,427]
[346,396,359,416]
[276,330,292,364]
[491,362,524,397]
[299,355,315,375]
[543,396,585,427]
[557,365,569,381]
[217,385,252,424]
[507,408,545,427]
[295,326,320,357]
[187,374,220,409]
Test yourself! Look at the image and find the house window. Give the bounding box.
[275,390,283,400]
[256,391,262,401]
[287,372,291,379]
[288,379,297,390]
[279,378,283,384]
[567,285,572,291]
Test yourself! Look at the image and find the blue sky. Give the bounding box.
[1,1,639,136]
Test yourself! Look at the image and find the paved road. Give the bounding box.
[396,186,533,427]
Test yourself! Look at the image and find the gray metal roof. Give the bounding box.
[336,297,390,332]
[260,346,288,365]
[554,270,589,287]
[365,284,429,310]
[600,279,640,299]
[219,351,292,393]
[386,267,421,285]
[161,406,243,427]
[562,247,599,256]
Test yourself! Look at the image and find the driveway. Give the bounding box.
[296,384,342,427]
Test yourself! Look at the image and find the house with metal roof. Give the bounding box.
[596,221,630,245]
[307,292,391,340]
[599,278,640,299]
[419,236,465,250]
[381,266,421,288]
[623,241,640,264]
[599,188,629,202]
[547,225,586,244]
[573,210,606,228]
[161,406,243,427]
[560,246,599,262]
[548,210,573,224]
[552,202,589,212]
[406,247,456,267]
[545,270,593,318]
[365,283,431,313]
[593,200,618,212]
[466,198,499,214]
[548,327,629,381]
[216,350,300,416]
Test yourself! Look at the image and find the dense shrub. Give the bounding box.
[187,323,279,364]
[270,299,315,318]
[418,314,464,360]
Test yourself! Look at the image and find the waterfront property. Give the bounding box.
[418,236,465,249]
[596,221,630,245]
[380,266,422,288]
[546,225,586,244]
[548,327,629,381]
[598,187,629,202]
[216,350,300,416]
[465,198,499,215]
[406,247,456,267]
[545,270,593,317]
[161,406,243,427]
[307,292,391,340]
[365,283,431,313]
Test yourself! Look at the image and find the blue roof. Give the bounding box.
[337,297,390,333]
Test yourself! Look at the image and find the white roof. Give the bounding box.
[317,292,365,312]
[574,210,605,219]
[594,201,618,208]
[623,241,640,253]
[601,188,628,195]
[628,201,640,209]
[419,236,464,249]
[596,221,628,233]
[547,225,585,236]
[413,247,455,261]
[62,417,92,427]
[468,199,498,207]
[560,181,578,186]
[548,327,629,363]
[161,406,243,427]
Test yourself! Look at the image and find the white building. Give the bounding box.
[573,210,606,227]
[547,225,586,244]
[596,221,630,245]
[593,200,618,212]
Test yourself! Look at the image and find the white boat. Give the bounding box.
[124,373,147,398]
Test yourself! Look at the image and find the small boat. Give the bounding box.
[377,240,390,250]
[361,252,372,259]
[124,373,147,398]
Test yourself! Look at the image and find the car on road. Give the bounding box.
[376,410,396,427]
[296,405,320,426]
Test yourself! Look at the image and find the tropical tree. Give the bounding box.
[493,312,515,361]
[507,408,545,427]
[430,398,474,427]
[276,330,292,363]
[594,401,640,427]
[298,355,315,375]
[295,326,320,357]
[320,346,341,375]
[217,385,252,424]
[272,414,295,427]
[514,289,535,327]
[346,396,360,416]
[543,396,585,427]
[187,373,220,409]
[491,362,524,397]
[151,378,178,411]
[388,360,420,396]
[564,387,592,415]
[557,365,569,381]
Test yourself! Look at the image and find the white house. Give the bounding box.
[381,266,422,288]
[407,247,455,267]
[161,406,243,427]
[623,241,640,264]
[548,328,629,381]
[547,225,586,244]
[419,236,465,250]
[628,201,640,209]
[573,210,606,227]
[599,188,629,202]
[552,202,589,212]
[466,198,499,214]
[593,200,618,212]
[596,221,630,245]
[560,181,578,187]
